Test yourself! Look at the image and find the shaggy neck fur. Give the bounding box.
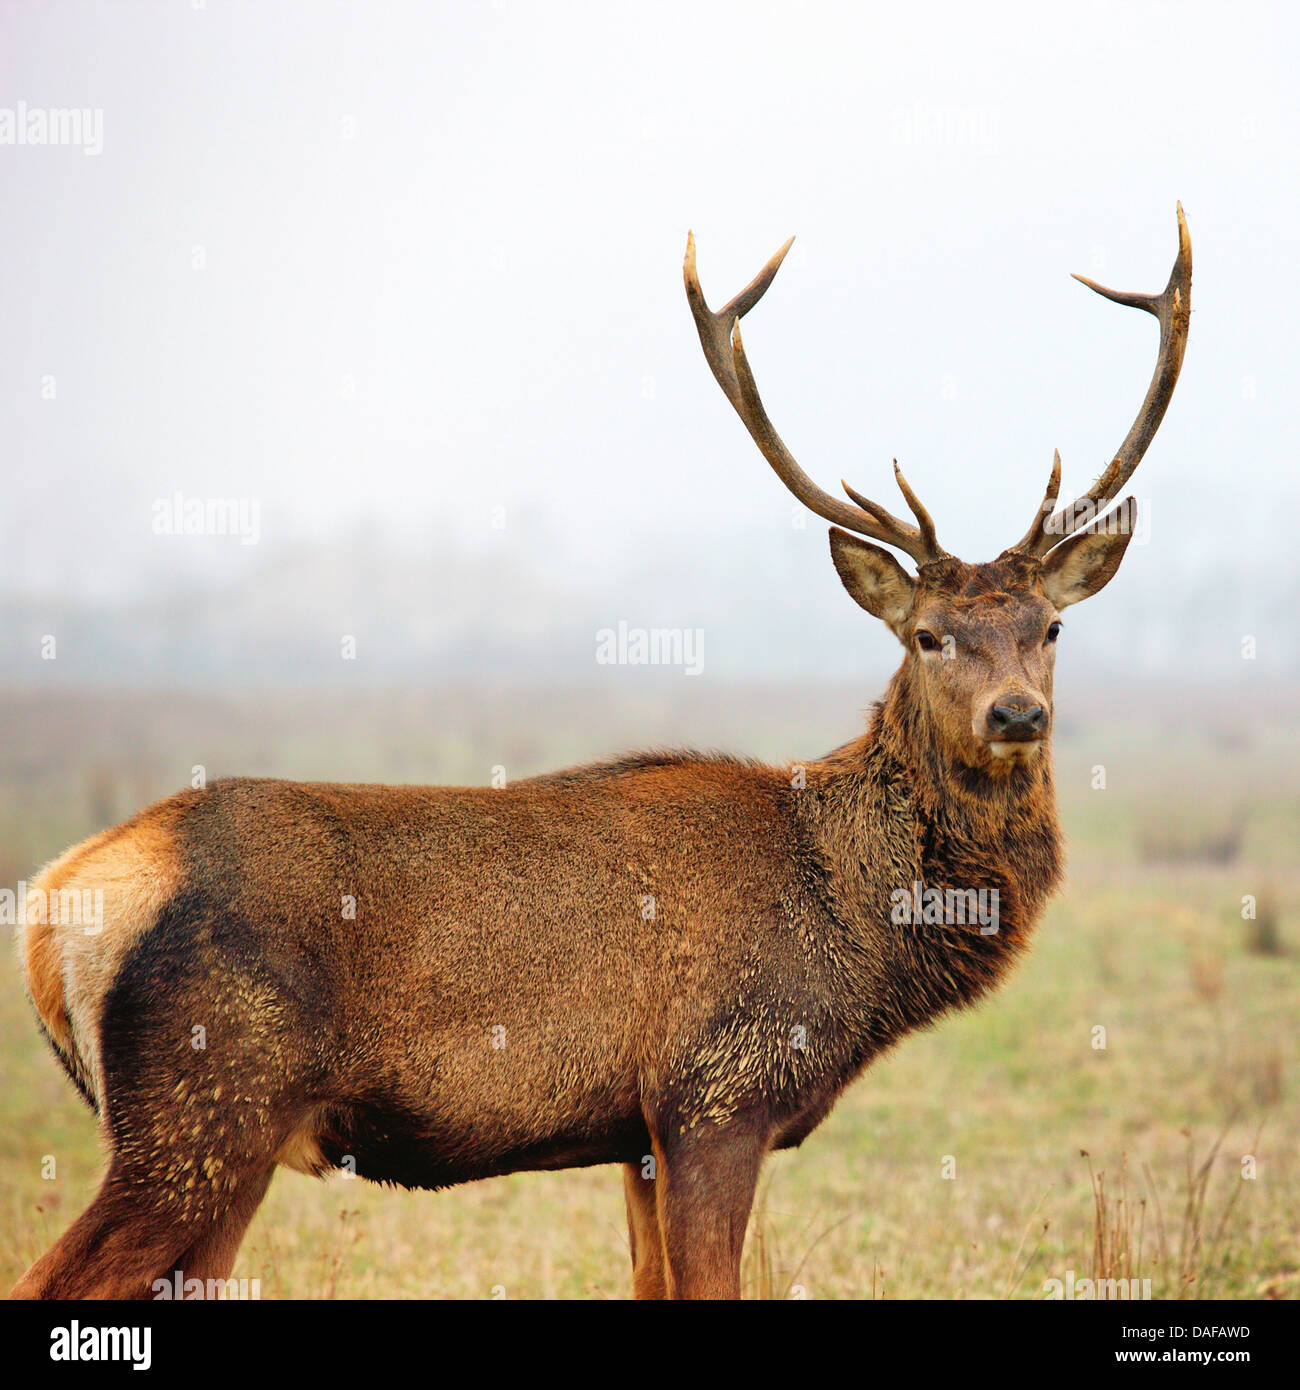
[804,656,1064,1049]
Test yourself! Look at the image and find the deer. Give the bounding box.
[12,207,1191,1301]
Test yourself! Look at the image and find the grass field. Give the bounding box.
[2,682,1296,1299]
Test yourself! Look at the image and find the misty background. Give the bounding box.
[1,1,1296,702]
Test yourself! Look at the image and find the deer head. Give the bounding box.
[685,208,1191,775]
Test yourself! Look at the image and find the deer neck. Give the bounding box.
[804,660,1064,1020]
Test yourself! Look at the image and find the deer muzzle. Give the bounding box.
[980,693,1049,756]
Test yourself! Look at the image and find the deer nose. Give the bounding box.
[986,700,1048,740]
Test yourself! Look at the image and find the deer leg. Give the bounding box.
[622,1160,668,1300]
[163,1163,275,1297]
[12,1151,277,1301]
[653,1117,768,1300]
[12,1163,196,1300]
[15,1010,293,1298]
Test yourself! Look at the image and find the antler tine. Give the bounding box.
[890,461,940,559]
[685,232,945,567]
[683,230,794,418]
[1025,204,1192,557]
[840,463,941,564]
[1009,449,1062,556]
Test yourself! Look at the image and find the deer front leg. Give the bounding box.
[652,1116,768,1300]
[622,1160,668,1299]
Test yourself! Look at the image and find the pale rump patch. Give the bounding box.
[17,798,190,1108]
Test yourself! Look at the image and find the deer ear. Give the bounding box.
[1040,497,1138,609]
[828,528,916,632]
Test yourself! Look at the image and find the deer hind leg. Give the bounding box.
[651,1115,768,1300]
[11,1144,279,1301]
[163,1162,276,1297]
[11,1163,190,1300]
[15,928,314,1301]
[622,1160,668,1300]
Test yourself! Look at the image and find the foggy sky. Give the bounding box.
[1,1,1295,684]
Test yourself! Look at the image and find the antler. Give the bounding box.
[684,232,946,567]
[1015,204,1192,557]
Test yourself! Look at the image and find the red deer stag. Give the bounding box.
[13,208,1191,1300]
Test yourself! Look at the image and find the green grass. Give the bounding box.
[2,684,1296,1299]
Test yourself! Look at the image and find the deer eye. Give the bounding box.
[1046,621,1062,643]
[915,630,940,653]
